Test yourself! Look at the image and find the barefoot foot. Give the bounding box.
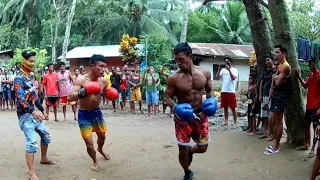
[249,132,256,136]
[90,163,99,172]
[29,172,39,180]
[97,149,110,160]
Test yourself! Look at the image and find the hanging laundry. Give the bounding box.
[297,38,311,60]
[311,42,320,68]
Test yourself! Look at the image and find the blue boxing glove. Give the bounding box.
[173,103,194,122]
[202,97,217,117]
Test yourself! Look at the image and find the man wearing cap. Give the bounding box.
[14,50,55,180]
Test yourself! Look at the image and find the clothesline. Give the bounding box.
[297,38,320,68]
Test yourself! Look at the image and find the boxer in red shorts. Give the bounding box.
[165,43,217,180]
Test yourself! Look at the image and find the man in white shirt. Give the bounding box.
[216,57,239,128]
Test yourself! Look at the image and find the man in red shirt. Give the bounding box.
[42,63,59,121]
[297,59,320,156]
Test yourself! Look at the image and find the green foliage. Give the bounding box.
[0,24,25,50]
[11,48,50,70]
[288,0,320,41]
[182,1,252,44]
[140,33,173,100]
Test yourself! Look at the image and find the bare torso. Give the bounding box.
[77,74,107,110]
[173,66,208,110]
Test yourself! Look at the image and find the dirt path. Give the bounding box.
[0,108,314,180]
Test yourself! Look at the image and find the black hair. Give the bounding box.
[249,73,257,80]
[47,62,53,68]
[265,55,274,61]
[90,54,106,64]
[274,44,287,53]
[173,42,192,56]
[310,57,316,64]
[59,61,66,67]
[224,56,233,63]
[22,50,36,59]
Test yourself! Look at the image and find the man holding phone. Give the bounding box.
[216,57,239,128]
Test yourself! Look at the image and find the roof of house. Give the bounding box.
[189,43,254,58]
[57,44,144,60]
[0,49,14,56]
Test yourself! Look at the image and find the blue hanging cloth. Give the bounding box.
[140,60,147,73]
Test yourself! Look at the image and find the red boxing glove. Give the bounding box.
[105,87,119,101]
[78,81,101,98]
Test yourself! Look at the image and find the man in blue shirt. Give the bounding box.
[14,50,55,180]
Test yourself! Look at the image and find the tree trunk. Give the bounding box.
[61,0,77,62]
[242,0,273,75]
[269,0,304,146]
[52,7,62,63]
[180,0,189,43]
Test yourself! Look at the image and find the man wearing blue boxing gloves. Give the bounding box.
[165,43,217,180]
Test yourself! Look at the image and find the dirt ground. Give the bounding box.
[0,106,315,180]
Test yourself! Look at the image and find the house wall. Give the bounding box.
[0,53,12,68]
[198,56,250,91]
[68,57,135,74]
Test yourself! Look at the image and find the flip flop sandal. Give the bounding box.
[308,152,316,158]
[264,147,280,155]
[295,146,309,151]
[259,135,268,139]
[265,145,273,151]
[40,160,56,165]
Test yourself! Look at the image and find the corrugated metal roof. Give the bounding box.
[57,44,144,59]
[0,49,13,54]
[189,43,253,58]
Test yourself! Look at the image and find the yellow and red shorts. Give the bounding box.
[59,96,76,106]
[77,107,107,139]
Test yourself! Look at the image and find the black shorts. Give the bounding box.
[304,109,320,125]
[270,98,287,113]
[121,89,127,98]
[248,103,259,117]
[47,96,59,104]
[11,90,15,100]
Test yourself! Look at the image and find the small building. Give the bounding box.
[57,45,143,73]
[189,43,254,91]
[0,50,14,68]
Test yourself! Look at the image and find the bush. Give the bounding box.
[139,33,173,100]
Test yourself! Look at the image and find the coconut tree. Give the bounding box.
[0,0,46,47]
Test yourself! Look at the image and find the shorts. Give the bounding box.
[270,98,286,113]
[46,96,59,107]
[146,91,158,105]
[59,96,76,106]
[260,96,270,118]
[121,89,127,98]
[2,90,11,101]
[18,113,51,153]
[248,103,258,117]
[220,92,237,109]
[174,112,211,146]
[130,88,142,101]
[304,109,320,126]
[11,90,15,100]
[78,107,107,139]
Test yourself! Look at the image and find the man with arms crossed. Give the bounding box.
[216,57,239,128]
[68,54,116,171]
[264,45,291,155]
[165,43,217,180]
[15,50,55,180]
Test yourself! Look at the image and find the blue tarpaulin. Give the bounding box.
[140,60,147,73]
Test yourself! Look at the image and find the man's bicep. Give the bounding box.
[165,77,175,98]
[205,71,212,91]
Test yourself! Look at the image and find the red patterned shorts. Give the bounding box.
[174,113,210,146]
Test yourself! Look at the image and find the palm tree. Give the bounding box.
[0,0,46,47]
[196,1,251,44]
[103,0,182,45]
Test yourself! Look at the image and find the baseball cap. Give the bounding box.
[22,50,36,59]
[80,65,84,69]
